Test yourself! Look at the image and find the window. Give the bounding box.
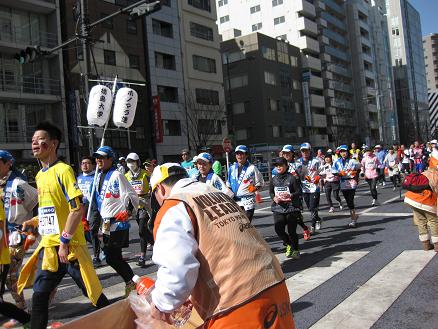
[272,126,281,138]
[104,50,116,65]
[190,22,213,41]
[101,13,113,29]
[252,22,262,31]
[269,99,279,111]
[264,71,276,85]
[218,0,228,6]
[127,16,137,34]
[198,119,222,135]
[193,55,216,73]
[155,52,176,70]
[195,88,219,105]
[295,103,302,114]
[277,41,289,64]
[274,16,285,25]
[297,126,304,138]
[220,15,229,24]
[157,85,179,103]
[226,75,248,89]
[261,46,276,61]
[188,0,211,12]
[232,102,247,114]
[236,128,248,140]
[128,54,140,69]
[272,0,283,6]
[293,80,300,90]
[250,5,261,13]
[152,19,173,38]
[163,119,181,136]
[290,55,298,67]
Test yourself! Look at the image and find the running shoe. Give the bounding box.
[315,221,321,231]
[92,257,101,267]
[329,207,335,213]
[339,203,343,210]
[303,229,311,241]
[137,256,145,267]
[285,245,293,258]
[290,250,300,260]
[310,226,315,234]
[372,199,378,206]
[348,221,357,228]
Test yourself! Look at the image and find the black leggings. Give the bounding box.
[0,264,30,325]
[240,207,255,223]
[303,192,321,227]
[273,212,300,251]
[341,189,356,210]
[366,178,378,200]
[325,182,341,207]
[103,245,134,283]
[136,208,154,254]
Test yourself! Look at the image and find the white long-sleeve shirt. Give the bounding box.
[151,183,200,312]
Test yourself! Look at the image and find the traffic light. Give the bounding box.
[129,1,162,17]
[14,46,42,64]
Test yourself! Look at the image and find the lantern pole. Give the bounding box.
[86,75,118,223]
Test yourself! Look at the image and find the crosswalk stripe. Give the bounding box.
[309,250,435,329]
[285,251,369,302]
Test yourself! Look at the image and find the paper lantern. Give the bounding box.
[86,85,113,127]
[113,87,138,128]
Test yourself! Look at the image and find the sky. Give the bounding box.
[409,0,438,35]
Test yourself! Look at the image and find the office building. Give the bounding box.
[221,33,305,149]
[423,33,438,92]
[385,0,429,144]
[0,1,68,173]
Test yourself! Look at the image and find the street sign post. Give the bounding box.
[222,137,232,178]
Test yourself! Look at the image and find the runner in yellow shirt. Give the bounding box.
[17,122,109,329]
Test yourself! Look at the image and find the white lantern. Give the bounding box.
[113,87,138,128]
[86,85,113,127]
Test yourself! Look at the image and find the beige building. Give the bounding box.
[423,33,438,92]
[178,0,227,155]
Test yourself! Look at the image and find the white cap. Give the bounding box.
[126,152,140,161]
[430,139,437,144]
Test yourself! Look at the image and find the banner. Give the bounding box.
[152,95,163,143]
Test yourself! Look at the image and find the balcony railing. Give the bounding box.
[0,26,57,48]
[0,73,61,96]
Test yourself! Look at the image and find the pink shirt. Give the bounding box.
[361,154,380,179]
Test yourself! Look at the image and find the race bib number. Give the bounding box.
[274,186,291,202]
[340,179,357,190]
[241,196,255,211]
[131,180,143,195]
[365,161,375,169]
[38,206,60,235]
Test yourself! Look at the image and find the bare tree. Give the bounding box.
[183,90,227,152]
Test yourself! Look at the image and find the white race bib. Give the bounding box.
[38,206,60,235]
[241,196,255,211]
[274,186,291,202]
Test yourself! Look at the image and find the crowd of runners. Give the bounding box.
[0,120,437,328]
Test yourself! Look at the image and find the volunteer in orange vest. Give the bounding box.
[148,163,294,328]
[404,150,438,252]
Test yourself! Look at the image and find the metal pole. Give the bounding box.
[376,90,384,143]
[226,55,233,140]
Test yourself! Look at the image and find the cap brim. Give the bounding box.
[93,151,108,157]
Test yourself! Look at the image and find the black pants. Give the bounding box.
[31,248,109,329]
[240,207,255,223]
[136,208,153,254]
[0,264,30,325]
[377,168,386,183]
[273,212,300,251]
[389,174,400,187]
[341,189,356,210]
[325,182,341,208]
[90,213,102,259]
[303,192,321,227]
[103,230,134,283]
[366,178,378,200]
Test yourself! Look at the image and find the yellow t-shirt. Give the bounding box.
[0,199,11,264]
[36,161,85,247]
[125,169,150,196]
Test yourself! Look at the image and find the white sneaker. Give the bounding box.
[329,207,335,213]
[393,187,396,191]
[382,182,386,187]
[315,221,321,231]
[372,199,378,206]
[339,203,343,210]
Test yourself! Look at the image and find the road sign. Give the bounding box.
[222,137,232,153]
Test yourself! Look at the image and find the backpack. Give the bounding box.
[402,173,431,192]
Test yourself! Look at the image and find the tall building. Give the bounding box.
[385,0,429,144]
[0,1,68,172]
[346,0,399,146]
[429,91,438,137]
[178,0,227,157]
[221,33,304,149]
[146,0,227,162]
[423,33,438,92]
[217,0,329,147]
[61,0,154,165]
